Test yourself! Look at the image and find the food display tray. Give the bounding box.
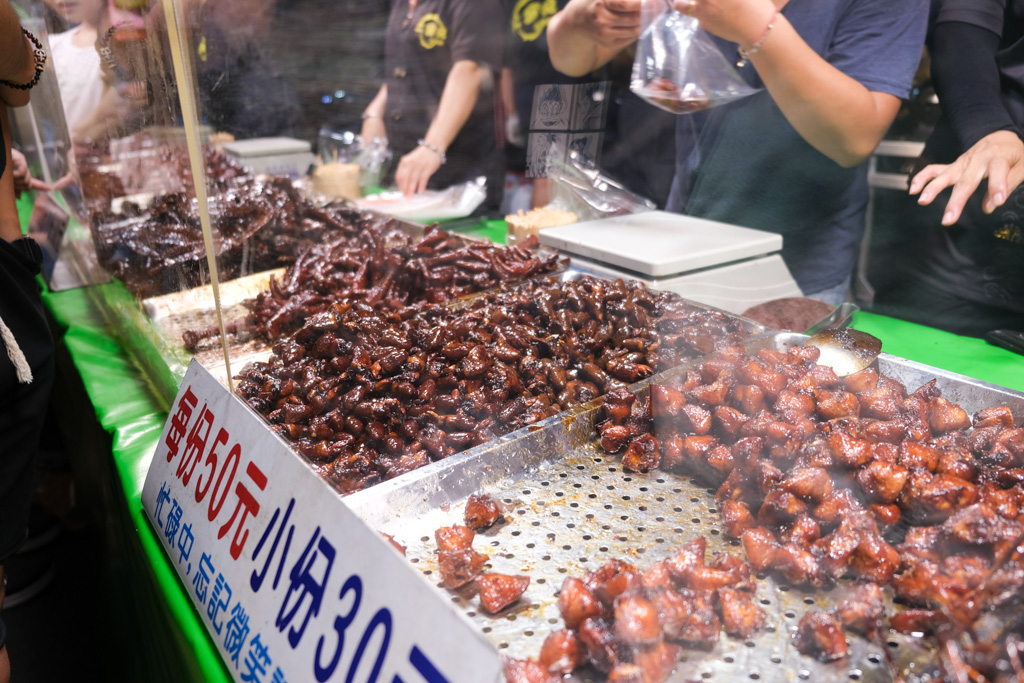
[345,335,1024,683]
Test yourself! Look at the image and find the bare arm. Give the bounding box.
[694,0,901,167]
[360,84,388,142]
[0,0,35,107]
[547,0,641,77]
[395,59,485,195]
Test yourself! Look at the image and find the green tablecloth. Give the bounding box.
[36,214,1023,682]
[43,285,232,683]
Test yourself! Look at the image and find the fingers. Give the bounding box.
[29,177,54,192]
[941,155,992,225]
[915,166,958,207]
[395,159,413,196]
[908,165,942,196]
[983,157,1009,214]
[604,0,642,15]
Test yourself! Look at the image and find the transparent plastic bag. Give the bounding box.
[313,128,392,199]
[547,150,656,222]
[356,176,486,222]
[630,0,758,114]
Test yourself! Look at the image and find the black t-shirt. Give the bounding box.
[505,0,595,125]
[384,0,505,198]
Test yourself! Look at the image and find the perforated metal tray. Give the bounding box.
[346,336,1024,683]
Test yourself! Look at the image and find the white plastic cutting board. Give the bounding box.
[538,210,783,277]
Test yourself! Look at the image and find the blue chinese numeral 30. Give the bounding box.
[314,575,394,683]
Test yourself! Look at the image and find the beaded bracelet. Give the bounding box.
[417,138,447,165]
[0,28,47,91]
[97,25,131,83]
[736,9,779,68]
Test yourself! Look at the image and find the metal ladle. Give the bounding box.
[804,328,882,377]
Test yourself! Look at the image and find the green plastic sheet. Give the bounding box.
[42,284,232,683]
[852,311,1024,392]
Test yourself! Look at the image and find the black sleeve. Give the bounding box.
[930,20,1020,151]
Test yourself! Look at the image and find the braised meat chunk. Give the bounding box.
[464,493,503,531]
[795,611,848,661]
[476,573,530,614]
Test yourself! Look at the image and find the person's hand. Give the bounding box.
[909,130,1024,226]
[673,0,779,47]
[562,0,643,50]
[395,145,443,196]
[10,149,52,197]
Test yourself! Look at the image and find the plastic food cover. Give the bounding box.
[631,1,759,114]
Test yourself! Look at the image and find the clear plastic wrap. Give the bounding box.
[547,150,656,221]
[631,0,758,114]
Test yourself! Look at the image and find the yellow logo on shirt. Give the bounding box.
[415,13,448,49]
[512,0,557,42]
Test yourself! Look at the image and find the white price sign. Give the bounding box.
[143,360,501,683]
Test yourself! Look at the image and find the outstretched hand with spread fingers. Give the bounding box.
[910,130,1024,226]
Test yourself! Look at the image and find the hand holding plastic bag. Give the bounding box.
[631,0,758,114]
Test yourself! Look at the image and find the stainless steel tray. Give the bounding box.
[346,334,1024,683]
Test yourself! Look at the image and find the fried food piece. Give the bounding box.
[817,390,860,420]
[900,472,979,523]
[974,406,1015,429]
[844,367,879,394]
[606,664,646,683]
[650,385,686,420]
[665,538,708,582]
[630,640,681,683]
[709,553,754,590]
[587,559,643,607]
[795,611,848,662]
[476,573,530,613]
[759,490,808,525]
[437,548,489,589]
[502,658,559,683]
[464,493,503,531]
[928,397,971,434]
[826,427,872,467]
[614,594,662,645]
[558,577,605,629]
[649,588,691,641]
[857,460,909,504]
[622,433,661,472]
[722,499,756,538]
[600,423,633,453]
[833,583,884,635]
[898,441,941,471]
[939,503,1023,545]
[888,609,949,636]
[771,543,824,586]
[718,586,766,637]
[604,388,638,425]
[435,524,474,551]
[678,591,721,644]
[538,630,581,675]
[742,527,780,573]
[785,515,822,548]
[380,532,406,555]
[578,617,621,673]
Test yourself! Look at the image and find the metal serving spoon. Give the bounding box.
[804,328,882,377]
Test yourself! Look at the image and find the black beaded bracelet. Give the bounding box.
[97,25,130,83]
[0,28,47,91]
